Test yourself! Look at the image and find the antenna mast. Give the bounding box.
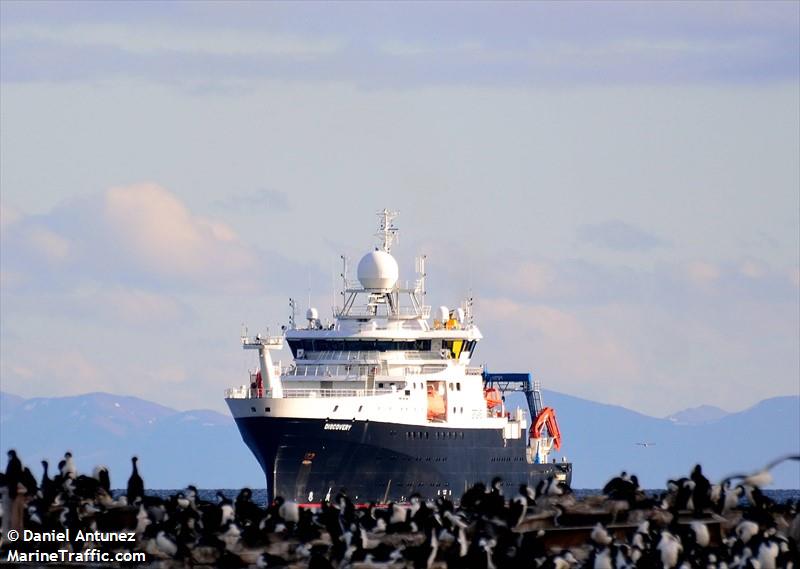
[288,298,297,330]
[376,208,399,253]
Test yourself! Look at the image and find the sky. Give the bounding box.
[1,1,798,418]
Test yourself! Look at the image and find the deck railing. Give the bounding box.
[224,387,396,400]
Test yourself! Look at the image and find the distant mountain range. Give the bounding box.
[665,404,730,426]
[1,390,798,490]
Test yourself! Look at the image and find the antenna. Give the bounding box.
[415,254,427,298]
[331,259,336,319]
[465,295,474,327]
[288,298,297,330]
[340,255,348,298]
[376,208,399,253]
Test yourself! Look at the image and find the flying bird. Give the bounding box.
[635,442,656,448]
[720,454,800,488]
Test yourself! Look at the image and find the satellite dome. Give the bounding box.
[357,250,399,291]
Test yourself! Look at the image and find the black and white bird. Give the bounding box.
[126,456,144,503]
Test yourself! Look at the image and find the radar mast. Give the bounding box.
[376,208,399,253]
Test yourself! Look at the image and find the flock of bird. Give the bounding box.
[1,450,798,568]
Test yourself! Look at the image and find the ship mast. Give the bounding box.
[377,208,399,253]
[336,210,429,322]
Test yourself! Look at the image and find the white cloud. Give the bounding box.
[1,350,106,398]
[103,183,253,281]
[685,261,721,287]
[151,365,188,384]
[480,298,640,386]
[0,202,20,231]
[94,286,185,326]
[26,226,71,263]
[509,262,557,296]
[1,184,266,294]
[739,259,765,279]
[3,24,342,58]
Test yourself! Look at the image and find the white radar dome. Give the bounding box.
[357,250,399,291]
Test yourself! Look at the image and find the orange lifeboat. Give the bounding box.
[427,384,446,421]
[484,387,503,409]
[531,407,562,450]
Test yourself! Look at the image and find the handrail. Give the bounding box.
[224,387,396,400]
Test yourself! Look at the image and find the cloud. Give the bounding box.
[479,298,640,386]
[0,350,107,397]
[26,226,71,263]
[1,3,797,86]
[0,202,21,230]
[685,260,721,287]
[102,183,254,283]
[577,220,665,251]
[738,259,765,279]
[1,183,263,293]
[90,286,187,326]
[215,188,291,212]
[2,24,342,58]
[151,365,188,384]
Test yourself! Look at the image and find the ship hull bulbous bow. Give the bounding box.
[233,415,572,503]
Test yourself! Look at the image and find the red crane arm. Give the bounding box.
[531,407,562,450]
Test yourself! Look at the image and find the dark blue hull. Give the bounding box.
[233,416,572,503]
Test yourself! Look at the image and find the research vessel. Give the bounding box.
[225,210,572,503]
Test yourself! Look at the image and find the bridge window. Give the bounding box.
[287,338,432,355]
[456,382,461,391]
